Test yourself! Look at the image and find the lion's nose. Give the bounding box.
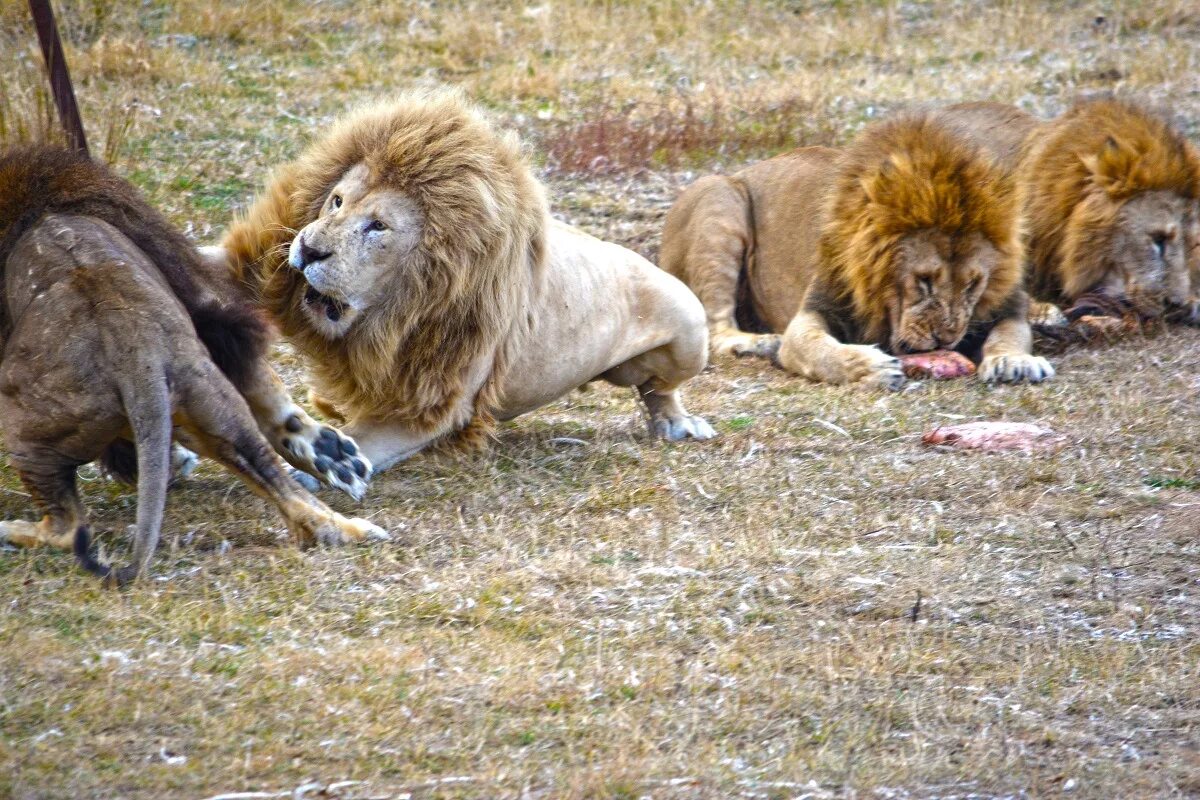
[294,239,332,271]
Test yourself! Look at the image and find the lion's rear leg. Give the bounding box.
[176,371,386,548]
[665,177,777,359]
[602,338,716,443]
[1029,300,1069,330]
[0,460,85,551]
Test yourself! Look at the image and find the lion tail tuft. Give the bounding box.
[73,526,112,579]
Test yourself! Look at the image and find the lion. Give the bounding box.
[206,91,714,471]
[0,145,385,585]
[659,112,1053,389]
[938,98,1200,321]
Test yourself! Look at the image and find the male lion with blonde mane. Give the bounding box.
[660,112,1053,389]
[937,97,1200,322]
[205,91,714,471]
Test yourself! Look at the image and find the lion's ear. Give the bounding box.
[861,158,898,205]
[1083,135,1134,193]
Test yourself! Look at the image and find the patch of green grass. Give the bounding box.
[1143,476,1200,490]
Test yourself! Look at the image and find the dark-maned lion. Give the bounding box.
[208,90,714,472]
[0,146,384,585]
[660,112,1052,389]
[938,98,1200,320]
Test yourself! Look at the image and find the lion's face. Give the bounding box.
[287,164,423,338]
[1097,190,1191,311]
[888,230,998,354]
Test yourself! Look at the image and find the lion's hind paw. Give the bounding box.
[652,414,718,442]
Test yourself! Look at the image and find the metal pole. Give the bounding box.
[27,0,89,155]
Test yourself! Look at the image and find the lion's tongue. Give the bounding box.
[304,286,345,322]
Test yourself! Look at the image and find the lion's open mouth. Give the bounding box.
[303,286,348,323]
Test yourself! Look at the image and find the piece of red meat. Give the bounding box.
[899,350,977,380]
[922,421,1066,453]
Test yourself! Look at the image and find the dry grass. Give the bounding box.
[2,1,1200,798]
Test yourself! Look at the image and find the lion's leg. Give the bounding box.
[777,309,905,390]
[339,420,448,473]
[978,317,1055,384]
[176,372,386,547]
[237,360,372,500]
[308,389,346,422]
[0,458,85,551]
[602,345,716,443]
[674,181,777,359]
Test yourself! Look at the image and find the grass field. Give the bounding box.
[2,1,1200,798]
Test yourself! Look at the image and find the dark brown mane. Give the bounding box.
[0,144,268,387]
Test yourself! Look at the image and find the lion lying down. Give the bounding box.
[0,146,384,585]
[208,91,715,472]
[936,97,1200,328]
[660,112,1053,389]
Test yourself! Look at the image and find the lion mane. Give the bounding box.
[1021,97,1200,301]
[223,91,548,445]
[818,112,1024,344]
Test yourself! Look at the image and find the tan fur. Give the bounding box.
[661,112,1050,388]
[220,91,714,469]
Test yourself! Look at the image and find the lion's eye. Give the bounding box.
[368,220,388,232]
[331,194,343,210]
[1150,232,1171,258]
[966,277,981,295]
[918,277,934,297]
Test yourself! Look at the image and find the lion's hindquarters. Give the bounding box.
[660,176,759,354]
[508,222,715,440]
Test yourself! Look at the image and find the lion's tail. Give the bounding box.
[76,379,174,587]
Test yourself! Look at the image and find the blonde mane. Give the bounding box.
[223,90,548,442]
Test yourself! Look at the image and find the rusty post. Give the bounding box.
[27,0,89,155]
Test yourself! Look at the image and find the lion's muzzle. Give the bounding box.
[304,285,348,322]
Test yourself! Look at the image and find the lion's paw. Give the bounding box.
[170,444,199,480]
[712,332,781,360]
[839,344,905,391]
[979,353,1055,384]
[1029,301,1069,330]
[279,416,373,501]
[308,514,390,547]
[652,414,718,442]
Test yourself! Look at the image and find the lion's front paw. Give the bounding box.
[712,331,781,360]
[278,416,373,501]
[651,414,718,442]
[1029,301,1069,330]
[979,353,1055,384]
[838,344,906,390]
[170,444,199,480]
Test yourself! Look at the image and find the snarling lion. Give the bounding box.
[938,98,1200,320]
[660,112,1052,389]
[210,91,714,471]
[0,146,383,585]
